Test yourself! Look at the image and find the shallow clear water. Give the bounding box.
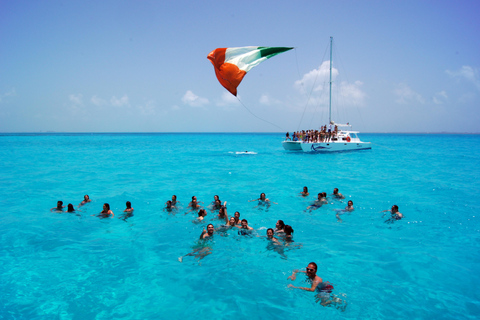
[1,133,479,319]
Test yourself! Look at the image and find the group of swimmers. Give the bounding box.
[285,122,341,143]
[50,195,134,220]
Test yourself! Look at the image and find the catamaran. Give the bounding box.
[282,37,371,152]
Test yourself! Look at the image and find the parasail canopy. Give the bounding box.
[207,46,293,96]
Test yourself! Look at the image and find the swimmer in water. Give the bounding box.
[210,199,223,212]
[51,201,65,212]
[344,200,354,211]
[200,223,215,239]
[307,193,326,211]
[284,225,294,243]
[170,195,179,207]
[233,211,241,225]
[164,200,175,212]
[332,188,345,199]
[288,262,344,308]
[336,200,353,222]
[187,196,202,212]
[266,228,280,244]
[274,220,285,233]
[66,203,75,212]
[120,201,134,220]
[124,201,134,213]
[196,209,207,222]
[250,193,277,207]
[237,219,254,235]
[79,195,91,206]
[383,205,403,223]
[98,203,114,218]
[217,202,228,219]
[300,186,309,197]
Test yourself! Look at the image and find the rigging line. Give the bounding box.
[236,96,285,131]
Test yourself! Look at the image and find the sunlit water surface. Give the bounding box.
[1,133,479,319]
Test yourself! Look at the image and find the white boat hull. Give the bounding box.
[282,141,302,151]
[300,141,371,152]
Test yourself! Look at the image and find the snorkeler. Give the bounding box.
[51,201,65,212]
[332,188,345,199]
[79,195,91,206]
[288,262,343,308]
[300,186,309,197]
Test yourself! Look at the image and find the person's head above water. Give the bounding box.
[267,228,274,238]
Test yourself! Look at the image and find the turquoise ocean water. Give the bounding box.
[1,133,479,319]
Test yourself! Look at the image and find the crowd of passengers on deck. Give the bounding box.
[285,122,348,143]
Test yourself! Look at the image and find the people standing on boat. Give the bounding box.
[79,195,91,206]
[51,201,65,212]
[292,132,298,141]
[332,188,345,199]
[285,132,291,141]
[300,186,309,197]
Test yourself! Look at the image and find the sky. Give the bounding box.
[1,0,479,133]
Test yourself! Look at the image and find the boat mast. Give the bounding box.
[329,36,333,124]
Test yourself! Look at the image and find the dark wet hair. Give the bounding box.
[392,205,398,211]
[242,219,248,223]
[277,220,285,229]
[303,186,308,191]
[284,225,294,235]
[207,223,214,228]
[126,201,131,208]
[104,203,110,211]
[67,203,75,212]
[267,228,274,234]
[333,188,339,194]
[198,209,207,217]
[172,195,177,200]
[308,262,318,271]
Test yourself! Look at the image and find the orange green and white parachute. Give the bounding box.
[207,46,293,96]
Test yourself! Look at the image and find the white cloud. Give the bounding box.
[294,61,337,95]
[446,66,480,90]
[294,61,365,107]
[137,100,156,115]
[91,95,107,106]
[0,88,16,103]
[216,91,240,107]
[182,90,209,107]
[69,94,83,105]
[110,95,129,107]
[259,94,280,106]
[432,91,448,105]
[394,83,425,105]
